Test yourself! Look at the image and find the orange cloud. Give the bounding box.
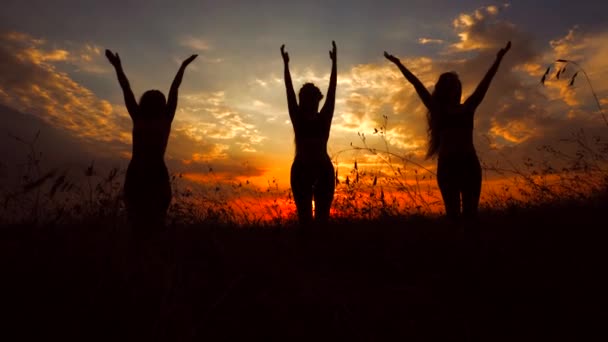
[451,4,512,52]
[489,118,537,145]
[515,62,545,77]
[0,32,131,152]
[176,91,266,152]
[418,38,445,45]
[181,146,230,164]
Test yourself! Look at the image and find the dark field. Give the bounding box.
[1,195,605,342]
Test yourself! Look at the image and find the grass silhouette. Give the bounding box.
[1,194,606,341]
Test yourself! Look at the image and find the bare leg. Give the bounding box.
[124,162,171,235]
[291,161,313,225]
[313,159,335,224]
[437,157,461,221]
[462,155,482,220]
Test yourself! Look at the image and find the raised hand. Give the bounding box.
[497,41,511,59]
[181,54,198,68]
[106,49,137,117]
[322,41,338,117]
[280,44,289,64]
[384,51,400,65]
[105,49,121,68]
[168,54,197,120]
[329,41,337,62]
[465,41,511,111]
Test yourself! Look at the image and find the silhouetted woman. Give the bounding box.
[281,41,337,225]
[384,41,511,220]
[106,49,197,230]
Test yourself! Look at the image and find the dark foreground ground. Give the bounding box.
[1,198,606,341]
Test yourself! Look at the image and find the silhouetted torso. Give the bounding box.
[131,116,172,161]
[124,113,172,228]
[292,109,332,162]
[437,104,476,158]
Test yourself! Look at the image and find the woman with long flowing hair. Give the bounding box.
[384,41,511,220]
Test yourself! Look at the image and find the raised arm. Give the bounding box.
[281,44,298,121]
[321,41,337,120]
[167,54,197,121]
[384,51,433,111]
[105,50,138,119]
[464,41,511,111]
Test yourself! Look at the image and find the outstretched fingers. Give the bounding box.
[182,54,198,67]
[280,44,289,63]
[384,51,399,64]
[329,40,337,61]
[105,49,120,66]
[498,41,511,58]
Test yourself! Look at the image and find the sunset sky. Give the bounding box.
[1,1,607,205]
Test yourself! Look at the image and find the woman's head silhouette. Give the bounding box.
[139,90,167,118]
[433,72,462,109]
[299,83,324,115]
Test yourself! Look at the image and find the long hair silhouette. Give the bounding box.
[281,41,337,225]
[427,72,462,158]
[385,41,511,220]
[105,50,197,231]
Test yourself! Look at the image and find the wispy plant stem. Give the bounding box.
[556,59,608,127]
